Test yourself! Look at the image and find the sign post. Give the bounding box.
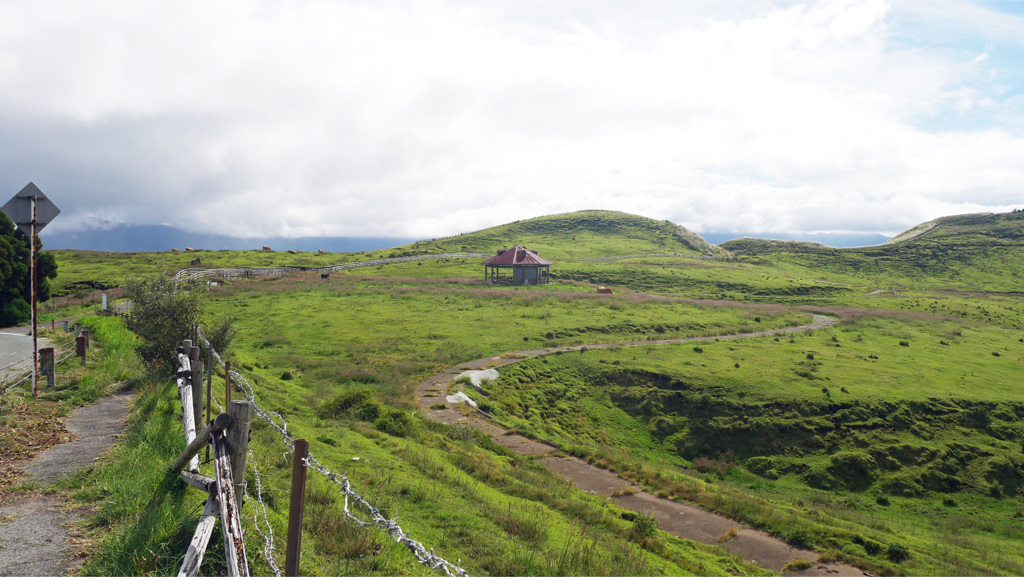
[2,183,60,396]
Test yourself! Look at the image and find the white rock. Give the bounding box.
[446,391,478,408]
[456,368,500,391]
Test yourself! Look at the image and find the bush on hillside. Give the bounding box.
[123,273,204,370]
[375,409,416,437]
[317,387,382,421]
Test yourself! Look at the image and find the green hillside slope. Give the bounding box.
[395,210,716,259]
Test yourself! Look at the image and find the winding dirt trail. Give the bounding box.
[417,313,870,576]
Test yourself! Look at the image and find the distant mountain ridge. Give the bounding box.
[43,224,415,253]
[40,210,1022,256]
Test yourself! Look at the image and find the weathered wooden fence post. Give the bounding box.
[190,344,204,427]
[225,361,232,406]
[82,327,90,348]
[285,438,309,577]
[177,340,200,473]
[75,335,86,364]
[227,400,252,511]
[212,427,250,577]
[39,347,55,387]
[206,345,214,463]
[177,495,219,577]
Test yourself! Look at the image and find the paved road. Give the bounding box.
[0,329,47,384]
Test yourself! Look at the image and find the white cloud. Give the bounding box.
[1,0,1023,240]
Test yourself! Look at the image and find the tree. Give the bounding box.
[123,273,204,370]
[0,211,57,327]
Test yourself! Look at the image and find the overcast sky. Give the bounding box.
[2,0,1023,240]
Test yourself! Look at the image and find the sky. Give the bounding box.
[2,0,1023,243]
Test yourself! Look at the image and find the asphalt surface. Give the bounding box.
[0,329,46,384]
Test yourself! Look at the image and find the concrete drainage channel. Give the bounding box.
[417,316,872,577]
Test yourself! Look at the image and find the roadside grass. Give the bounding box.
[474,315,1024,575]
[1,316,140,498]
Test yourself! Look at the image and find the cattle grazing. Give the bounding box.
[262,246,272,252]
[288,250,299,254]
[596,286,613,294]
[461,245,468,250]
[185,247,195,252]
[321,273,330,280]
[171,248,179,252]
[191,258,202,266]
[317,249,324,255]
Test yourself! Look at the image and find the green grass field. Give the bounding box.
[16,208,1024,576]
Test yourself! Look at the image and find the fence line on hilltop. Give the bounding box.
[582,252,718,262]
[172,253,487,283]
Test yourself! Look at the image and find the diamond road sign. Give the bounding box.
[2,182,61,236]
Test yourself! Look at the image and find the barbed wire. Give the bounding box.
[248,447,284,577]
[196,327,467,577]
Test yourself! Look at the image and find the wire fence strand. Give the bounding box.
[196,326,468,577]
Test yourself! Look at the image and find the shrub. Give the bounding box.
[375,409,416,437]
[123,273,204,370]
[202,313,237,354]
[899,341,910,347]
[280,371,293,380]
[875,495,890,506]
[629,513,659,544]
[317,387,380,420]
[886,542,910,562]
[693,346,703,353]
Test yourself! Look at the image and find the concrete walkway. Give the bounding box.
[0,390,134,577]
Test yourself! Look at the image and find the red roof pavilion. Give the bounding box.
[482,245,551,284]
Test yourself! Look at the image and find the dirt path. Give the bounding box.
[0,390,134,577]
[417,314,870,576]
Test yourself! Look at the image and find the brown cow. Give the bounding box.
[185,247,195,252]
[262,246,272,252]
[321,273,330,279]
[317,249,324,255]
[596,286,613,294]
[287,250,299,254]
[171,248,179,252]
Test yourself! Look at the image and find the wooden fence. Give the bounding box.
[171,253,487,283]
[170,338,253,577]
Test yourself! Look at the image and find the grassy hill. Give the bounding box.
[395,210,717,259]
[17,208,1024,576]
